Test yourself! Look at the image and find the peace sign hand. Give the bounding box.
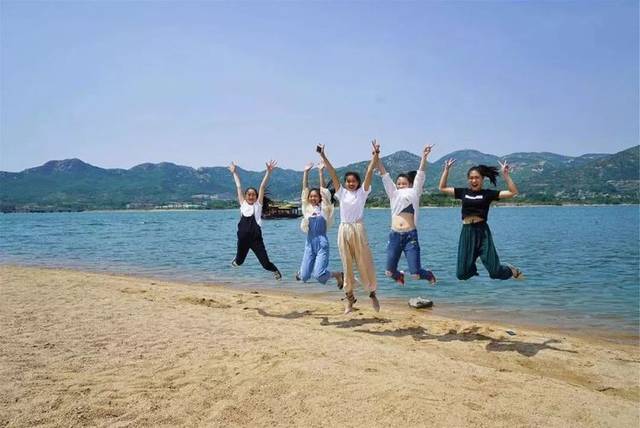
[498,160,511,176]
[371,139,381,156]
[423,144,435,158]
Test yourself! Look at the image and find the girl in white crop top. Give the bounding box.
[376,142,437,286]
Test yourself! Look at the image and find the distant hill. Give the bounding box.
[1,146,638,212]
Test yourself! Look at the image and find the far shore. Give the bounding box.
[3,202,638,214]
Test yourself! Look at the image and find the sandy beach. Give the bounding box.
[1,265,638,427]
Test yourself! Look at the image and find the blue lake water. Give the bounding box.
[1,206,638,336]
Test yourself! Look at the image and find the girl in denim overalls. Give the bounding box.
[296,162,344,288]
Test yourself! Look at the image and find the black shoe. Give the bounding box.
[273,270,282,280]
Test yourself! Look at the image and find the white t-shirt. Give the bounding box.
[240,200,263,227]
[335,186,370,224]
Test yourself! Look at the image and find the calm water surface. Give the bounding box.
[1,206,638,335]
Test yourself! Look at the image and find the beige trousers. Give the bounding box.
[337,222,377,294]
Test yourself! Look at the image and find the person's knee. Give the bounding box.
[385,270,394,277]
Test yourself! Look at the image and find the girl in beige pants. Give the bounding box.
[318,142,380,314]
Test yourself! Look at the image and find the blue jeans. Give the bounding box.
[299,217,331,284]
[386,229,433,280]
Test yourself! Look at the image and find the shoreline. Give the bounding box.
[1,265,638,427]
[3,262,638,347]
[2,262,638,345]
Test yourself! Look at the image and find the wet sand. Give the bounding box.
[1,265,638,427]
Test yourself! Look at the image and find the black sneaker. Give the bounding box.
[274,270,282,280]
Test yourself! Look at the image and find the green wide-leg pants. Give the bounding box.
[456,222,513,280]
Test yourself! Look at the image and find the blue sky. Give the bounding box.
[1,0,638,172]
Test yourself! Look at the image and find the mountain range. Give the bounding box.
[1,146,638,212]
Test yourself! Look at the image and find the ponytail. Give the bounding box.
[396,170,418,186]
[468,165,499,186]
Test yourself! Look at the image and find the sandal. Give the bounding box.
[369,291,380,312]
[508,264,524,280]
[425,270,437,285]
[344,292,356,314]
[395,271,405,286]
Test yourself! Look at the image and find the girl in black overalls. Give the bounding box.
[228,160,282,280]
[439,159,523,281]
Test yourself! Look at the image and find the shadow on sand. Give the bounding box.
[252,308,575,358]
[356,325,577,357]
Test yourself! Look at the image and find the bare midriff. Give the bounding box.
[391,212,416,232]
[462,215,485,224]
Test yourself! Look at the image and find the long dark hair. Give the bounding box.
[396,170,417,186]
[343,171,362,189]
[467,165,499,186]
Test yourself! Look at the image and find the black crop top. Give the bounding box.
[400,204,415,214]
[454,188,500,220]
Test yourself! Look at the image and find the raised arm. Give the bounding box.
[318,145,341,190]
[498,160,518,199]
[438,158,456,196]
[258,160,277,205]
[414,143,434,193]
[302,162,313,191]
[228,162,244,205]
[374,140,387,176]
[418,144,434,172]
[363,139,380,192]
[318,163,326,188]
[373,140,396,199]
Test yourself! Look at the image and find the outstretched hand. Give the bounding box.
[266,160,278,173]
[317,144,326,157]
[444,158,456,170]
[317,161,325,171]
[498,160,512,176]
[228,161,238,174]
[303,162,314,172]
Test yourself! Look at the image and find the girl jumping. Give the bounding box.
[296,162,344,288]
[438,159,523,281]
[228,160,282,280]
[375,140,437,286]
[318,143,380,314]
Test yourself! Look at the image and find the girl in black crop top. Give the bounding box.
[439,159,523,281]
